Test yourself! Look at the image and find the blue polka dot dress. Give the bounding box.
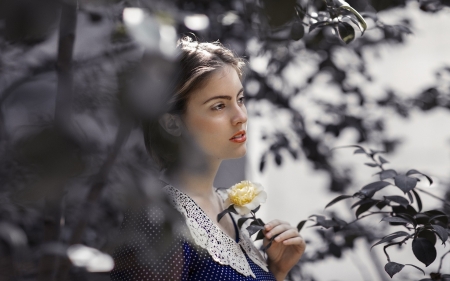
[110,184,277,281]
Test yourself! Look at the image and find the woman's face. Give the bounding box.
[181,64,247,161]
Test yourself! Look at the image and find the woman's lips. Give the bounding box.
[230,131,246,143]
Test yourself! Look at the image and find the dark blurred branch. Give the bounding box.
[54,2,77,133]
[38,3,77,281]
[56,113,133,280]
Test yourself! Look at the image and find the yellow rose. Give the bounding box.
[225,180,267,215]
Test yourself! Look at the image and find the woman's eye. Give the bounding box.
[212,103,225,111]
[238,96,246,104]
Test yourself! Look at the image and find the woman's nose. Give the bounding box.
[232,104,247,125]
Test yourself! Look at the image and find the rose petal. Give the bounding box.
[243,201,259,211]
[234,205,251,216]
[255,190,267,204]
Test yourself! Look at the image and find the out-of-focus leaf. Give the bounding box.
[359,181,391,198]
[379,156,389,164]
[309,21,335,33]
[290,21,305,40]
[274,152,282,166]
[238,217,251,229]
[381,217,411,225]
[337,22,355,44]
[356,201,377,218]
[364,162,378,167]
[328,242,342,258]
[297,220,307,232]
[412,189,423,212]
[0,222,28,247]
[412,238,437,267]
[262,0,296,28]
[378,169,397,180]
[431,224,448,244]
[353,148,366,154]
[394,175,418,193]
[384,195,410,208]
[246,224,264,236]
[337,1,367,34]
[406,169,433,185]
[255,230,265,241]
[384,262,404,278]
[371,231,410,249]
[217,205,237,222]
[325,195,353,208]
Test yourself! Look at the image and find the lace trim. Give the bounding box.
[163,185,269,278]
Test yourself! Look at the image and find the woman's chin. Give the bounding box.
[228,147,247,159]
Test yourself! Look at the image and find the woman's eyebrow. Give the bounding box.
[202,88,244,104]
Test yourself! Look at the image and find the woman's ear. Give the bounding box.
[158,113,182,137]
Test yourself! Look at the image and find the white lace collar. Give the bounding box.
[162,184,269,278]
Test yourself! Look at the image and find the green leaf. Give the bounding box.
[379,156,389,164]
[338,4,367,34]
[217,205,237,222]
[246,224,264,236]
[355,201,377,218]
[412,238,437,267]
[238,217,251,229]
[431,224,448,244]
[412,189,423,212]
[371,231,410,249]
[378,169,397,180]
[418,229,436,246]
[255,229,265,241]
[384,195,410,208]
[290,21,305,41]
[381,217,411,225]
[394,175,418,193]
[360,181,391,198]
[325,195,353,209]
[353,148,365,154]
[384,262,404,278]
[337,22,355,44]
[252,205,261,214]
[297,220,307,233]
[406,169,433,185]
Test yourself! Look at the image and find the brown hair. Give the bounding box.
[143,37,246,170]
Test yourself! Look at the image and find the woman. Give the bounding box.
[110,37,306,281]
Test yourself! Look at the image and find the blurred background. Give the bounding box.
[0,0,449,280]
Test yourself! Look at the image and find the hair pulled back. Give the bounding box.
[143,37,246,170]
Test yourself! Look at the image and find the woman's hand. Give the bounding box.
[263,219,306,281]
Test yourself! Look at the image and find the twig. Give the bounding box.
[416,187,450,208]
[382,235,412,262]
[437,249,450,273]
[347,211,391,225]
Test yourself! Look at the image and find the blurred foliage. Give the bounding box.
[1,0,450,280]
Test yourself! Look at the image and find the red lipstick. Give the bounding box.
[230,130,246,143]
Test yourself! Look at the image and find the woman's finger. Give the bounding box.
[264,219,288,231]
[282,236,306,247]
[273,228,299,242]
[265,223,292,239]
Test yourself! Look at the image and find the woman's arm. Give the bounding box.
[263,220,306,281]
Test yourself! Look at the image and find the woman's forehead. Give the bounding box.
[190,65,242,101]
